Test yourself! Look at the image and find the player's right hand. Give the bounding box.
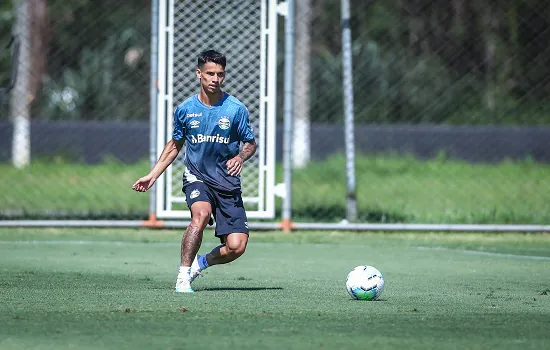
[132,175,155,192]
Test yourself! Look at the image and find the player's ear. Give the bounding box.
[196,68,201,79]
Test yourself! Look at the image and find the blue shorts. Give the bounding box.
[183,181,249,240]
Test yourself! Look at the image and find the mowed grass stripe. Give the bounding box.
[2,239,550,261]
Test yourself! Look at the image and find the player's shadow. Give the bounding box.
[200,287,283,291]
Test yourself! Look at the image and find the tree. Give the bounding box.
[10,0,30,168]
[10,0,48,168]
[28,0,48,104]
[293,0,312,168]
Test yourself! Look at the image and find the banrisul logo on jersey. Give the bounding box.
[190,134,230,144]
[218,117,230,130]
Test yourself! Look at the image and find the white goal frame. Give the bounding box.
[154,0,278,219]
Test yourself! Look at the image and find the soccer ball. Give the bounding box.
[346,265,385,301]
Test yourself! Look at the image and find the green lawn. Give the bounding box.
[2,155,550,223]
[289,154,550,223]
[1,228,549,349]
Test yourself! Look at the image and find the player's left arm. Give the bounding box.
[227,106,257,176]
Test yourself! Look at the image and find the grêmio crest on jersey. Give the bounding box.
[218,116,231,130]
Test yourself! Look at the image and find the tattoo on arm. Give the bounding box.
[238,139,257,162]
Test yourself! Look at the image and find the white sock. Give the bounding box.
[178,266,190,277]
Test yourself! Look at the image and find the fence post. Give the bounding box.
[144,0,162,227]
[282,0,295,231]
[341,0,357,222]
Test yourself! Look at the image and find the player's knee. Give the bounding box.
[191,209,211,227]
[232,245,246,258]
[226,239,247,258]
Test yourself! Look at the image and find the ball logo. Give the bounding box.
[218,117,230,130]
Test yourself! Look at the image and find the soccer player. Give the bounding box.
[132,50,257,293]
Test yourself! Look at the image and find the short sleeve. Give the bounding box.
[172,106,185,141]
[236,106,255,142]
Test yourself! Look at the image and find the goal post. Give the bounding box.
[154,0,278,219]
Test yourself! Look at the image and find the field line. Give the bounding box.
[412,246,550,260]
[0,240,178,246]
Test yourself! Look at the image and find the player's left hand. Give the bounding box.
[226,156,244,176]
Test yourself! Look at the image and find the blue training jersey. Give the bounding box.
[172,93,255,194]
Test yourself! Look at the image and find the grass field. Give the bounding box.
[2,154,550,223]
[1,228,549,349]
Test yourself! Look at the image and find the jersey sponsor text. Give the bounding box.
[190,134,230,144]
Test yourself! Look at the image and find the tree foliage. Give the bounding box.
[1,0,549,124]
[308,0,550,124]
[0,1,15,90]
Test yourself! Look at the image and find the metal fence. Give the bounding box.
[155,0,277,220]
[1,0,152,220]
[1,0,550,230]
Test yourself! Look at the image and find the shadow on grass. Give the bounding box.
[279,204,410,223]
[200,287,284,291]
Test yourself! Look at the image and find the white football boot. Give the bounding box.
[175,273,194,293]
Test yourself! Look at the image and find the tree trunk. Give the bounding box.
[10,0,48,168]
[28,0,48,103]
[10,0,31,168]
[292,0,312,168]
[482,3,498,112]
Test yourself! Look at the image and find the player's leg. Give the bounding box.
[206,232,248,266]
[192,191,249,275]
[181,201,211,265]
[176,182,214,293]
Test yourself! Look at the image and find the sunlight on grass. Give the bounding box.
[0,229,549,350]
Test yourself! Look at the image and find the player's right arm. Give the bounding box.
[132,105,186,192]
[132,138,184,192]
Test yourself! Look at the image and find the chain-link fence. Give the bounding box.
[1,0,151,219]
[1,0,550,226]
[166,0,264,216]
[285,0,550,225]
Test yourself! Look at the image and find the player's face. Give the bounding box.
[197,62,225,94]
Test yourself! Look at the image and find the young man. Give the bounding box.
[132,50,257,293]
